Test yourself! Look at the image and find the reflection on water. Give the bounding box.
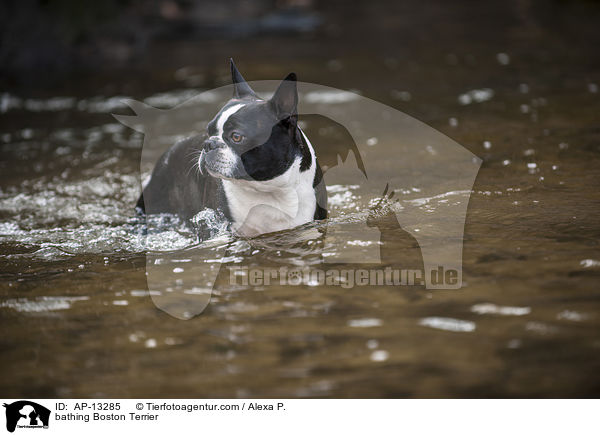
[1,296,90,313]
[2,0,600,397]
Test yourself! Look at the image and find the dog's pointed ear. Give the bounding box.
[270,72,298,120]
[230,58,256,99]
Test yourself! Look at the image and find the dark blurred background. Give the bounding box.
[2,0,599,105]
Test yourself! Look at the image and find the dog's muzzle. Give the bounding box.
[198,136,221,175]
[199,136,240,179]
[203,136,223,153]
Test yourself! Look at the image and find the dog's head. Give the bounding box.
[199,59,303,184]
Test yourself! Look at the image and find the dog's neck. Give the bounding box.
[222,132,318,237]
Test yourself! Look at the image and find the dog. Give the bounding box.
[136,59,327,238]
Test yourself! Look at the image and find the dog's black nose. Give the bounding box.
[204,137,222,151]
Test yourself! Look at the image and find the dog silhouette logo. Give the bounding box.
[3,401,50,432]
[115,76,481,319]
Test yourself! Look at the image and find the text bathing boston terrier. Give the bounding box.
[137,59,327,237]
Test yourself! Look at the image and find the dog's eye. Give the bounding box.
[230,132,244,143]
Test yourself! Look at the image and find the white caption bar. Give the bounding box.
[0,399,597,434]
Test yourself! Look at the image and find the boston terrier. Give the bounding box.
[136,59,327,237]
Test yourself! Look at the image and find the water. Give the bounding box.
[2,0,600,398]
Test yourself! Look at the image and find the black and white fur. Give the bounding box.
[137,59,327,237]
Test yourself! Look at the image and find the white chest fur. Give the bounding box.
[222,133,318,237]
[222,157,316,237]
